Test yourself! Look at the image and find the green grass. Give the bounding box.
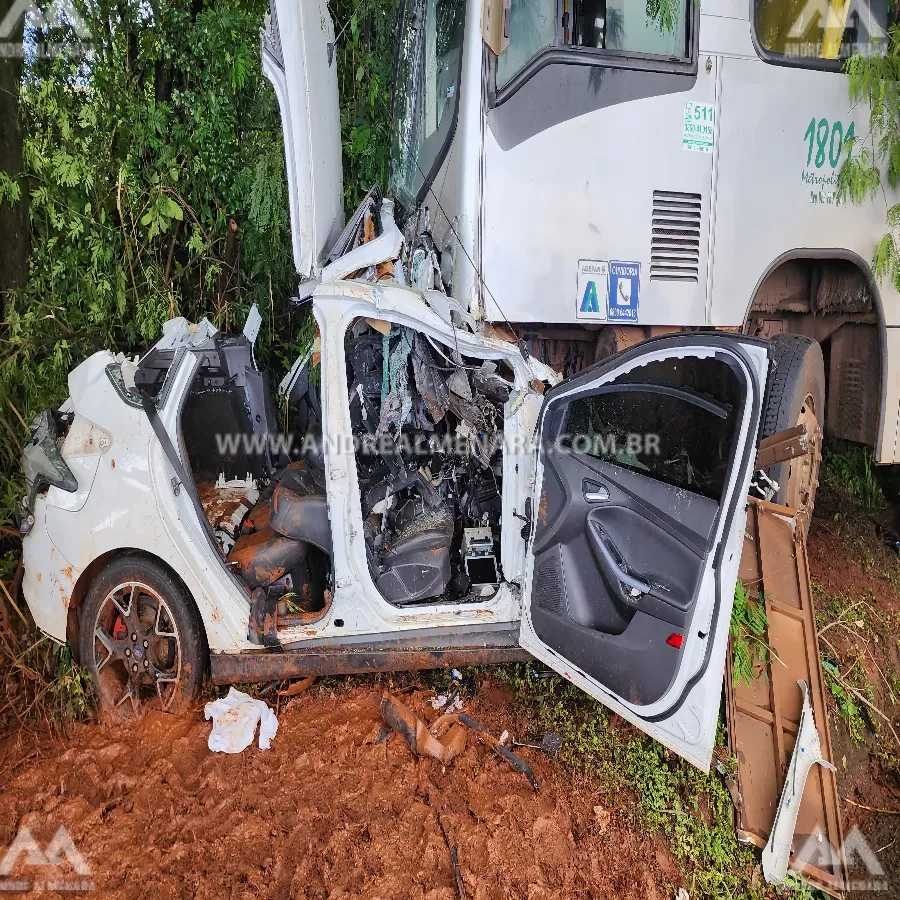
[821,443,884,513]
[821,659,869,743]
[1,636,94,737]
[812,582,894,755]
[730,580,771,688]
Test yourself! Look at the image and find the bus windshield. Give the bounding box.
[389,0,466,212]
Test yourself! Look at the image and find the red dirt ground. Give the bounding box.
[0,681,673,899]
[2,512,899,898]
[806,517,900,899]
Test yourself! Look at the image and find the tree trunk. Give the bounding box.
[0,0,29,318]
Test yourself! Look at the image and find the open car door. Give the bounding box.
[519,333,770,771]
[262,0,343,279]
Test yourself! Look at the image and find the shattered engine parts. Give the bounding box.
[346,321,511,606]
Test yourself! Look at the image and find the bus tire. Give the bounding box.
[761,333,825,528]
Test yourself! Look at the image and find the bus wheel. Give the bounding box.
[761,334,825,531]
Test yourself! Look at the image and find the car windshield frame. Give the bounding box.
[388,0,466,213]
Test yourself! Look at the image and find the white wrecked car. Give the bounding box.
[18,0,793,773]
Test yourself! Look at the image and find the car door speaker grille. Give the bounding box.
[535,556,564,614]
[651,191,701,282]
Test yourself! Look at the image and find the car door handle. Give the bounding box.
[591,522,652,598]
[583,481,609,502]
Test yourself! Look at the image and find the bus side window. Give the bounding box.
[755,0,896,64]
[573,0,688,56]
[496,0,690,92]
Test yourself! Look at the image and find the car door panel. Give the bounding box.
[519,333,769,771]
[532,457,715,704]
[535,453,719,628]
[539,455,719,556]
[532,602,686,706]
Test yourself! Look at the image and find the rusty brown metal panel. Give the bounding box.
[210,645,530,685]
[755,425,809,470]
[726,498,846,897]
[826,323,880,446]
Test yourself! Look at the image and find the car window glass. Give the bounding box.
[390,0,466,209]
[562,356,740,501]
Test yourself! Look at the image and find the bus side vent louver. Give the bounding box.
[651,191,701,282]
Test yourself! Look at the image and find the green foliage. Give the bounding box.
[645,0,680,33]
[840,33,900,289]
[494,663,767,899]
[730,580,771,688]
[331,0,395,214]
[821,442,885,512]
[821,659,869,743]
[0,0,398,529]
[0,0,304,527]
[0,170,21,204]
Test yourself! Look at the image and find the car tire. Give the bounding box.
[760,334,825,527]
[79,555,206,718]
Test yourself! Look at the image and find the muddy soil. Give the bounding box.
[2,508,900,898]
[0,682,673,899]
[806,517,900,899]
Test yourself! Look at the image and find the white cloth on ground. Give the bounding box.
[204,687,278,753]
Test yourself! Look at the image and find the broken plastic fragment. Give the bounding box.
[243,303,262,344]
[446,366,473,401]
[380,692,466,765]
[762,680,836,885]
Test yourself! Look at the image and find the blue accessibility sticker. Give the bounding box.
[608,261,640,322]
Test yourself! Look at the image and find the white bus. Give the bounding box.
[385,0,900,519]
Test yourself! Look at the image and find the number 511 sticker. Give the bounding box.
[804,117,855,169]
[683,101,715,153]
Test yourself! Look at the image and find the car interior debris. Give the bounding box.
[344,318,513,606]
